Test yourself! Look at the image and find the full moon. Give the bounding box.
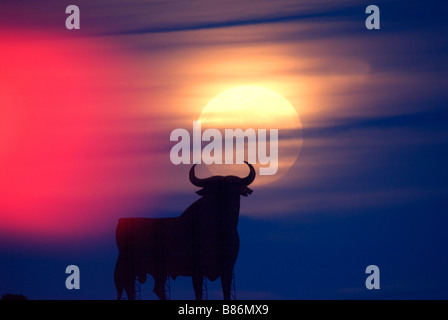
[198,85,302,185]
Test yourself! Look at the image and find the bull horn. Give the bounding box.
[241,161,256,185]
[189,164,207,187]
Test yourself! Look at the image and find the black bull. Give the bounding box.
[114,162,256,300]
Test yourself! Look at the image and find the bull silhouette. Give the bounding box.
[114,161,256,300]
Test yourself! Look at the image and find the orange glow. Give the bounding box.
[0,32,158,243]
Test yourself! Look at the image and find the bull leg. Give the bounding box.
[221,270,232,300]
[114,255,136,300]
[114,256,124,300]
[124,281,136,300]
[153,274,167,300]
[192,274,203,300]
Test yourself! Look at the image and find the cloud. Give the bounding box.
[304,109,448,140]
[105,4,361,35]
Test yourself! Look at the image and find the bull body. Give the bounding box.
[114,162,255,300]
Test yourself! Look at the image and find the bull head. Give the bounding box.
[189,161,256,197]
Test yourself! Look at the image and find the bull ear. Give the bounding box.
[196,188,212,196]
[240,186,253,197]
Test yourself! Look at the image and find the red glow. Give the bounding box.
[0,32,156,244]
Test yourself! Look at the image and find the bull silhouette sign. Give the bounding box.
[114,162,256,300]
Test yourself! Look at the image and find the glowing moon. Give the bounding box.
[198,85,302,185]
